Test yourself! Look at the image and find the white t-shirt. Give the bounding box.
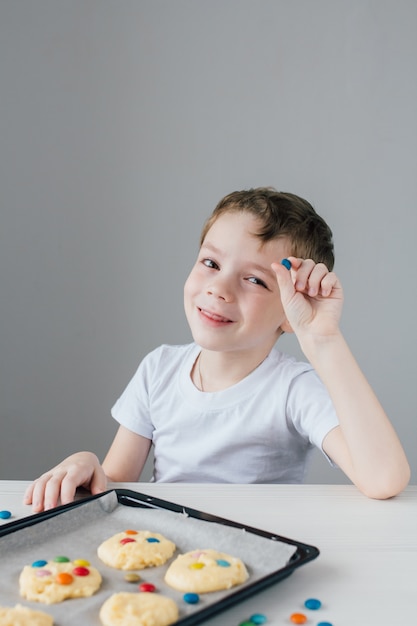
[111,343,339,484]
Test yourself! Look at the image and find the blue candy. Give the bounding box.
[183,592,199,604]
[304,598,322,610]
[281,258,292,270]
[32,560,48,568]
[250,614,267,624]
[0,510,11,519]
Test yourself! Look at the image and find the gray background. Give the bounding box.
[1,0,416,484]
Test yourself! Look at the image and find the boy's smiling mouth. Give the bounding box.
[198,307,234,324]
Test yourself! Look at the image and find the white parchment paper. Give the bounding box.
[0,491,297,625]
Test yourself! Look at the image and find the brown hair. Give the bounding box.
[200,187,335,270]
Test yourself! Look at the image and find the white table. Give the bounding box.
[1,481,416,625]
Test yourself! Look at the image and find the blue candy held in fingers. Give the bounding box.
[281,258,291,270]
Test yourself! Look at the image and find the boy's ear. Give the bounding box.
[279,318,294,334]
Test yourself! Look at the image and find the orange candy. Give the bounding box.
[290,614,307,624]
[124,530,138,535]
[56,572,74,585]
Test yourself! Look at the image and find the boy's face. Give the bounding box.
[184,212,292,356]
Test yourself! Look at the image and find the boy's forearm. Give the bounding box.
[299,331,410,498]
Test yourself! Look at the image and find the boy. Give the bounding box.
[25,188,410,511]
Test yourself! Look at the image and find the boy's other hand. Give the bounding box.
[23,451,107,513]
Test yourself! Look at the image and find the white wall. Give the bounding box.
[1,0,416,484]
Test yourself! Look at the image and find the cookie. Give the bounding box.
[164,549,249,593]
[99,592,179,626]
[19,557,102,604]
[97,530,176,571]
[0,604,53,626]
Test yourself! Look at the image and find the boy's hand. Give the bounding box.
[272,257,343,339]
[23,452,107,512]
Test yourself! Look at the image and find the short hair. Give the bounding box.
[200,187,335,270]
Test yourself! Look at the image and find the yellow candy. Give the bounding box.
[189,562,205,570]
[73,559,90,567]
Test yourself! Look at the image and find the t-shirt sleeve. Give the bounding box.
[286,368,339,464]
[111,351,156,440]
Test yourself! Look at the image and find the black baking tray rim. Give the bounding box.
[0,489,320,625]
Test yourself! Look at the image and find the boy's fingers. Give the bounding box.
[29,478,49,512]
[43,474,66,510]
[23,483,34,505]
[320,271,339,297]
[277,258,337,299]
[89,469,108,496]
[58,475,79,506]
[271,261,296,304]
[304,263,330,296]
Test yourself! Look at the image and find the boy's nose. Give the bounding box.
[206,276,233,302]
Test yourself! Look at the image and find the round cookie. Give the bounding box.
[99,592,179,626]
[19,557,102,604]
[97,530,176,571]
[164,549,249,593]
[0,604,53,626]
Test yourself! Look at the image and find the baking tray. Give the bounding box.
[0,489,319,625]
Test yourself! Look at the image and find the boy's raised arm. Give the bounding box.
[273,258,410,499]
[307,333,409,499]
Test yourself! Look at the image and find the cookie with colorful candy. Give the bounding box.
[164,549,249,593]
[19,556,102,604]
[97,529,176,571]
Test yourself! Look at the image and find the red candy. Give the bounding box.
[120,537,136,545]
[139,582,156,592]
[73,566,90,576]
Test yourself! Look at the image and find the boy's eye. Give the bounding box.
[202,258,219,270]
[247,276,267,288]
